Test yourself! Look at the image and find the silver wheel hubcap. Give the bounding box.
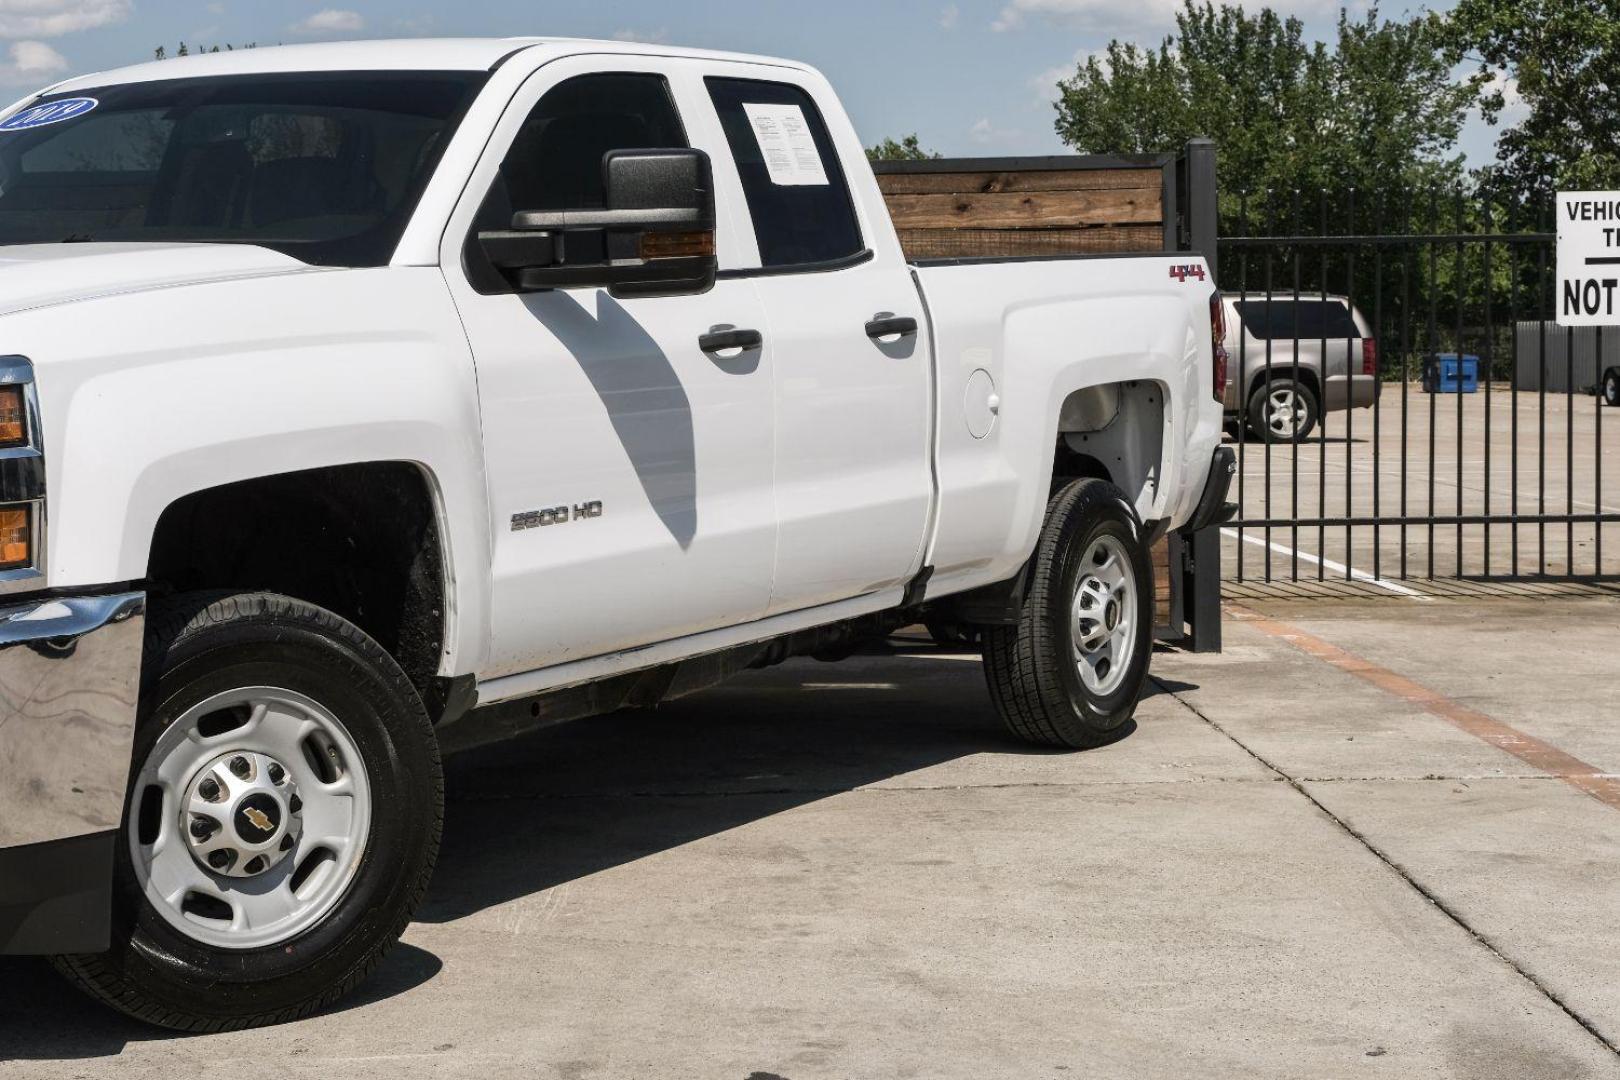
[1070,535,1138,697]
[1266,387,1306,436]
[129,687,372,950]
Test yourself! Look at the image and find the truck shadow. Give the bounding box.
[524,289,699,549]
[0,943,443,1059]
[421,646,1095,923]
[0,644,1160,1054]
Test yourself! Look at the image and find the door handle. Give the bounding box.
[866,316,919,340]
[699,328,763,352]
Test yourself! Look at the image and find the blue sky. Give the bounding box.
[0,0,1509,165]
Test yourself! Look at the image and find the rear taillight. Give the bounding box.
[1362,338,1378,377]
[1210,292,1229,400]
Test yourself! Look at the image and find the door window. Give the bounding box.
[465,72,688,289]
[704,77,862,269]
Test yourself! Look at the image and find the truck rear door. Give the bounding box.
[700,68,934,615]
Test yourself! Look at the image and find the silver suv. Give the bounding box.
[1221,293,1380,442]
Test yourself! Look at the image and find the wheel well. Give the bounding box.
[147,463,447,701]
[1051,443,1113,496]
[1054,381,1165,518]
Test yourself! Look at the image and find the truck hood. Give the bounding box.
[0,243,320,318]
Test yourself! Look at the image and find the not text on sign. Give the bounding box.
[1557,192,1620,327]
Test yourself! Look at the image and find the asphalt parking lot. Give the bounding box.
[3,596,1619,1079]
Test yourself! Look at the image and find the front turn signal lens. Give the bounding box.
[0,385,24,448]
[0,505,30,570]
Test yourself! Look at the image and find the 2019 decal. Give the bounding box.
[0,97,99,132]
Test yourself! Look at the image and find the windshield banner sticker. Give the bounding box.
[742,103,829,187]
[0,97,98,132]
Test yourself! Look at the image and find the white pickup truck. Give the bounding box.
[0,38,1233,1029]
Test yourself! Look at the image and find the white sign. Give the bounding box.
[742,103,829,187]
[1557,191,1620,326]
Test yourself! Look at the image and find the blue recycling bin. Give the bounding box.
[1423,353,1480,394]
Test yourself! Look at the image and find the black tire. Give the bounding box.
[53,592,442,1032]
[1604,369,1620,408]
[983,480,1153,749]
[1246,376,1319,443]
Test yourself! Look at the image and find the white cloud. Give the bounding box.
[1485,70,1525,118]
[396,13,435,32]
[290,9,364,34]
[0,38,65,83]
[0,0,131,39]
[940,3,959,30]
[611,27,669,43]
[970,116,1025,145]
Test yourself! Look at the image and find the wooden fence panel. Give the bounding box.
[873,158,1168,261]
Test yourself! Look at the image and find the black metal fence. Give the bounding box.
[1217,188,1618,588]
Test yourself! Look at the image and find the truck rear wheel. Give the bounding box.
[53,592,442,1031]
[983,480,1153,748]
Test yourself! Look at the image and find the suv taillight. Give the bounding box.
[1210,292,1229,401]
[1362,338,1378,377]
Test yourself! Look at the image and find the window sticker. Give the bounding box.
[742,103,829,187]
[0,97,99,132]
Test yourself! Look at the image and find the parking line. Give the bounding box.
[1222,529,1432,600]
[1227,604,1620,812]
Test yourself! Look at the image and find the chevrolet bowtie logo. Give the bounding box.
[242,807,273,832]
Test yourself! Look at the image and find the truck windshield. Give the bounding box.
[0,71,487,267]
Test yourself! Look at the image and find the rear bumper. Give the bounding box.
[1183,447,1238,534]
[0,591,144,955]
[1325,373,1380,412]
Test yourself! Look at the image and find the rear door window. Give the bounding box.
[704,77,862,269]
[1233,300,1360,341]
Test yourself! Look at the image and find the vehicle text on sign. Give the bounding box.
[1557,192,1620,327]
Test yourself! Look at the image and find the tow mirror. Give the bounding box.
[478,148,717,299]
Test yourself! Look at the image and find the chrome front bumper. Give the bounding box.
[0,592,145,850]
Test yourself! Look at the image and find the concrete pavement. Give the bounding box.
[2,597,1618,1079]
[1226,383,1619,586]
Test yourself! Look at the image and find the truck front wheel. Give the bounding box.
[983,480,1153,748]
[53,592,442,1031]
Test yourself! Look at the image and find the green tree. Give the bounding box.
[1437,0,1620,206]
[866,134,940,162]
[155,42,256,60]
[1054,2,1481,221]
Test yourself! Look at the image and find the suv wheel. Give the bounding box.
[53,592,442,1032]
[1247,377,1319,443]
[982,479,1153,748]
[1604,369,1620,408]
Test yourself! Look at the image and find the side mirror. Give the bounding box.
[478,148,718,298]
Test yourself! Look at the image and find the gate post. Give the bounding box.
[1182,525,1223,653]
[1182,137,1223,653]
[1184,137,1218,282]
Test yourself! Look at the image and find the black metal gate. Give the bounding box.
[1217,190,1619,591]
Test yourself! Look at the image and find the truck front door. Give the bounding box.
[442,61,777,677]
